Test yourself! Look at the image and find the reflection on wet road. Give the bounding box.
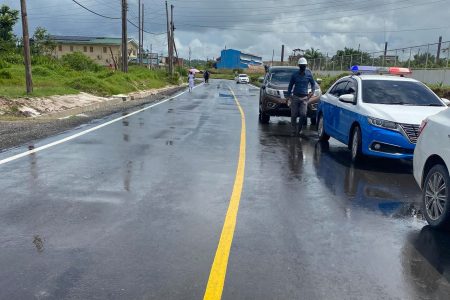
[0,80,449,299]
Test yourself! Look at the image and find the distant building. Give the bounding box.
[51,35,138,66]
[216,49,262,69]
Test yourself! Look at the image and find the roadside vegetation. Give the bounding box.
[0,53,173,98]
[0,4,178,99]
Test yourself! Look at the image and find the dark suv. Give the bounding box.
[259,66,321,124]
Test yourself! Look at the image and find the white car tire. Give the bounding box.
[423,164,450,229]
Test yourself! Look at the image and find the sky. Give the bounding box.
[3,0,450,61]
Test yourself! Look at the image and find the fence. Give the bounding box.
[274,40,450,72]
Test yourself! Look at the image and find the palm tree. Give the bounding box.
[304,47,323,60]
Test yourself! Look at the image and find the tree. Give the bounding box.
[331,47,372,70]
[0,4,19,52]
[31,27,56,56]
[304,47,323,60]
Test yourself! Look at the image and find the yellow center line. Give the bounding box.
[203,87,246,300]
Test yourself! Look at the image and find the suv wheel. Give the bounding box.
[317,115,329,141]
[350,126,363,163]
[259,109,270,124]
[423,164,450,229]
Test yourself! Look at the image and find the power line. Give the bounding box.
[70,0,120,19]
[175,0,447,29]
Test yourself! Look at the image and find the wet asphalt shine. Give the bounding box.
[0,80,449,299]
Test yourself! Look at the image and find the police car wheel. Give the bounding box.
[350,126,363,163]
[318,115,329,141]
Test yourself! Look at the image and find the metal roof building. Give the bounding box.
[216,49,262,69]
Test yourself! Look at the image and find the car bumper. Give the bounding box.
[262,95,317,117]
[238,80,249,83]
[362,125,416,160]
[413,138,426,188]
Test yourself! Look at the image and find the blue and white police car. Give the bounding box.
[317,66,449,162]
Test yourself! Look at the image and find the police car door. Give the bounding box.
[326,80,349,141]
[336,78,358,144]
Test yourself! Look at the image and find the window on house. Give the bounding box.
[84,46,87,52]
[103,47,107,53]
[58,45,62,51]
[70,46,74,52]
[90,47,94,53]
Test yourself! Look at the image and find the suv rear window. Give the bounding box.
[270,70,297,84]
[362,80,444,106]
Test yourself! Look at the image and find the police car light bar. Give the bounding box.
[350,65,412,76]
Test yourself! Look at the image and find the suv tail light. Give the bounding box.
[418,120,428,137]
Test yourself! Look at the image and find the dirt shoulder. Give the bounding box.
[0,85,186,152]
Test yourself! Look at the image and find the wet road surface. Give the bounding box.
[1,80,450,299]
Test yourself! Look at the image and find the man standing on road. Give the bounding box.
[287,57,315,136]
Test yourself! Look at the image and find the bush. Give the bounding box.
[0,59,10,69]
[61,52,101,72]
[176,66,187,77]
[0,69,12,79]
[67,75,112,96]
[32,66,52,76]
[0,53,22,64]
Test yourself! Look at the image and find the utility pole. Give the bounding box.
[170,4,175,75]
[150,44,153,69]
[138,0,141,65]
[165,1,172,75]
[281,45,285,65]
[437,36,442,63]
[121,0,128,72]
[20,0,33,94]
[383,42,388,67]
[271,49,274,66]
[141,3,144,66]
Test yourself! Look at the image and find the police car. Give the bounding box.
[317,66,448,162]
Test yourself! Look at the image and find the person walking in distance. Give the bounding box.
[203,70,210,84]
[188,71,195,92]
[287,57,315,136]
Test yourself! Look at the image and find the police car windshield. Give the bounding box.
[362,80,444,106]
[270,70,297,84]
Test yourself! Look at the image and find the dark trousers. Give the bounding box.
[291,95,308,133]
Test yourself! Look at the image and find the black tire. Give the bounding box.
[350,126,363,163]
[259,110,270,124]
[422,164,450,230]
[317,114,330,141]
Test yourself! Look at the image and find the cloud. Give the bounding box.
[4,0,450,60]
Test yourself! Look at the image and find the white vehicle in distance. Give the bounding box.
[413,107,450,229]
[236,74,250,84]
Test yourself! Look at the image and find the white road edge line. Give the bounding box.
[0,84,204,166]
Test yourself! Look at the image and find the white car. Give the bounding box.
[413,108,450,229]
[236,74,250,84]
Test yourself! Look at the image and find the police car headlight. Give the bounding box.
[266,87,280,97]
[367,117,399,130]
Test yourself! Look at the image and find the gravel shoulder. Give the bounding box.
[0,86,186,152]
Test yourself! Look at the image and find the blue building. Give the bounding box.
[216,49,263,69]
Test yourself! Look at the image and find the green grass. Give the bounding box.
[0,63,172,98]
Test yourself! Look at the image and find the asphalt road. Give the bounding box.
[0,80,449,299]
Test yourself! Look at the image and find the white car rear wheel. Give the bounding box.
[423,164,450,229]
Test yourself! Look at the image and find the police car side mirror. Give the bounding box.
[339,94,356,104]
[442,98,450,106]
